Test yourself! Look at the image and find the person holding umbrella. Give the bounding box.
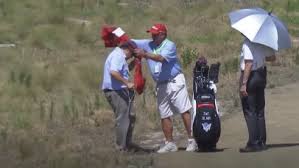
[229,8,291,152]
[238,36,276,152]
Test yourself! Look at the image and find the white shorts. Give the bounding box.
[156,73,192,119]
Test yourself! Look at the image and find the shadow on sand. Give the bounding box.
[127,144,157,154]
[178,147,228,153]
[267,143,299,149]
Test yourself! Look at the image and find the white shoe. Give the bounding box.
[157,141,178,154]
[186,139,197,152]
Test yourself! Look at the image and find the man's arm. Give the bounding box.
[110,70,134,89]
[240,60,253,97]
[144,51,165,62]
[134,48,165,62]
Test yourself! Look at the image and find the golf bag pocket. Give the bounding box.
[193,103,221,150]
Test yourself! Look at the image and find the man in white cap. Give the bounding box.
[101,27,138,151]
[133,23,197,153]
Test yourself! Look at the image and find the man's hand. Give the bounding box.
[134,48,146,58]
[126,82,134,90]
[134,48,165,62]
[110,70,134,89]
[240,84,248,97]
[240,60,252,97]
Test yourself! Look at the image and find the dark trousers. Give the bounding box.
[241,67,267,147]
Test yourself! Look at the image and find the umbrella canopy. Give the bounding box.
[229,7,291,51]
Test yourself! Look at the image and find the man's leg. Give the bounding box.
[240,72,262,152]
[241,92,259,147]
[126,91,136,147]
[156,116,178,154]
[161,117,174,142]
[156,84,178,153]
[156,83,174,142]
[168,73,196,151]
[181,111,192,138]
[256,67,267,148]
[107,91,131,150]
[256,87,266,147]
[181,110,197,151]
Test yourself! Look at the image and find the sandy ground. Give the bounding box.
[152,82,299,168]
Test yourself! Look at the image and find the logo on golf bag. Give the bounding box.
[202,122,212,132]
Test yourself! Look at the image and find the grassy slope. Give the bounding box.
[0,0,299,167]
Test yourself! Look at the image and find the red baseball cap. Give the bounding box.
[101,26,130,47]
[146,23,167,34]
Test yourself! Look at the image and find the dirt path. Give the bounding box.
[153,82,299,168]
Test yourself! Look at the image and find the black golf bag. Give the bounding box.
[192,58,221,151]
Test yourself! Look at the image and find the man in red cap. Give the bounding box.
[133,23,197,153]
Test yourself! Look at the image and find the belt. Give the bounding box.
[157,73,181,85]
[103,88,133,93]
[103,89,113,93]
[241,66,266,73]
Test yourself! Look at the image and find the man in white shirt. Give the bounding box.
[102,28,137,151]
[239,37,276,152]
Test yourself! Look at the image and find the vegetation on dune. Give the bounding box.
[0,0,299,167]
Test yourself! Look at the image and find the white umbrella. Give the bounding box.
[229,7,291,51]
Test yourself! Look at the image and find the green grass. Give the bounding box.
[289,28,299,36]
[188,31,234,44]
[287,16,299,25]
[222,56,239,75]
[286,0,299,12]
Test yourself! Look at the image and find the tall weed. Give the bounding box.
[181,47,198,68]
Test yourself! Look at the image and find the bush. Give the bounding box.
[181,47,198,68]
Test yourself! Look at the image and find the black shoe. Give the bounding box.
[259,143,268,151]
[239,146,262,153]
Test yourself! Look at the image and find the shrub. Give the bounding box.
[181,47,198,68]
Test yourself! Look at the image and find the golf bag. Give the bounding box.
[192,58,221,151]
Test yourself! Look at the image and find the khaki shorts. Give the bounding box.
[156,73,192,119]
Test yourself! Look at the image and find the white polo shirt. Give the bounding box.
[240,38,275,71]
[101,47,129,90]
